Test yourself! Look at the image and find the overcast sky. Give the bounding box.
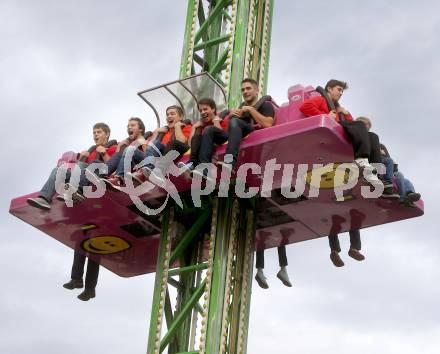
[1,1,439,353]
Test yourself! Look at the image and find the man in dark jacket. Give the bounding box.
[194,78,275,177]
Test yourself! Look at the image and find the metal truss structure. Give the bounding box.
[147,1,274,353]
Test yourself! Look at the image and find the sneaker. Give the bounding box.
[84,168,103,186]
[27,197,51,210]
[381,186,400,199]
[56,194,66,202]
[255,269,269,289]
[355,158,375,171]
[149,169,166,186]
[102,176,123,192]
[72,191,86,203]
[178,161,194,173]
[364,170,383,188]
[56,192,86,204]
[63,278,83,290]
[403,192,421,208]
[348,248,365,261]
[141,164,155,177]
[77,289,96,301]
[330,251,345,267]
[276,268,292,287]
[125,171,145,186]
[406,192,421,203]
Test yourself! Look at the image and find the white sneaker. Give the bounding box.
[149,169,166,186]
[255,269,269,289]
[276,268,293,287]
[355,158,371,169]
[85,168,102,186]
[178,161,194,173]
[27,197,51,210]
[363,169,383,187]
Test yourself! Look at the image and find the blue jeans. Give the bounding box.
[225,118,254,166]
[39,161,91,201]
[381,156,394,184]
[143,140,166,169]
[114,147,145,177]
[394,171,415,202]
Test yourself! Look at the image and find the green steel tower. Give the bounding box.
[147,1,274,353]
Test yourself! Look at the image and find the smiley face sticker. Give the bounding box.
[82,236,131,255]
[304,163,359,189]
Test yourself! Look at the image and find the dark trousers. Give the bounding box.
[340,121,381,163]
[188,132,202,164]
[256,245,288,269]
[157,140,189,172]
[328,229,361,252]
[71,251,100,290]
[164,140,189,155]
[225,118,254,166]
[198,126,229,164]
[368,132,381,164]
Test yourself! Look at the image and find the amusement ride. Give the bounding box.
[9,1,424,353]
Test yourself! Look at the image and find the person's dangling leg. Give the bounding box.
[157,140,189,173]
[115,146,146,178]
[255,250,269,289]
[341,121,382,186]
[224,118,254,168]
[78,258,100,301]
[348,229,365,261]
[402,177,421,206]
[395,171,407,202]
[63,251,85,290]
[340,120,370,159]
[27,166,71,210]
[179,132,202,172]
[198,126,228,164]
[367,132,382,164]
[276,245,292,287]
[195,126,228,180]
[328,234,344,267]
[379,156,399,198]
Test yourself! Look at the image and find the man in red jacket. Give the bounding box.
[27,122,117,209]
[300,79,387,191]
[27,122,118,301]
[299,80,393,267]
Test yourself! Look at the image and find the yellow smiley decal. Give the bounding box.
[82,236,131,255]
[304,163,359,189]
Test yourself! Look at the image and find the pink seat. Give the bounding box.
[275,84,318,125]
[57,151,78,168]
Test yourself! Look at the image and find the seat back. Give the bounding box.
[275,84,318,125]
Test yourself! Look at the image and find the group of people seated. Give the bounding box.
[26,78,274,300]
[26,77,421,298]
[254,79,421,288]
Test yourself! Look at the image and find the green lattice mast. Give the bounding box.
[147,1,274,353]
